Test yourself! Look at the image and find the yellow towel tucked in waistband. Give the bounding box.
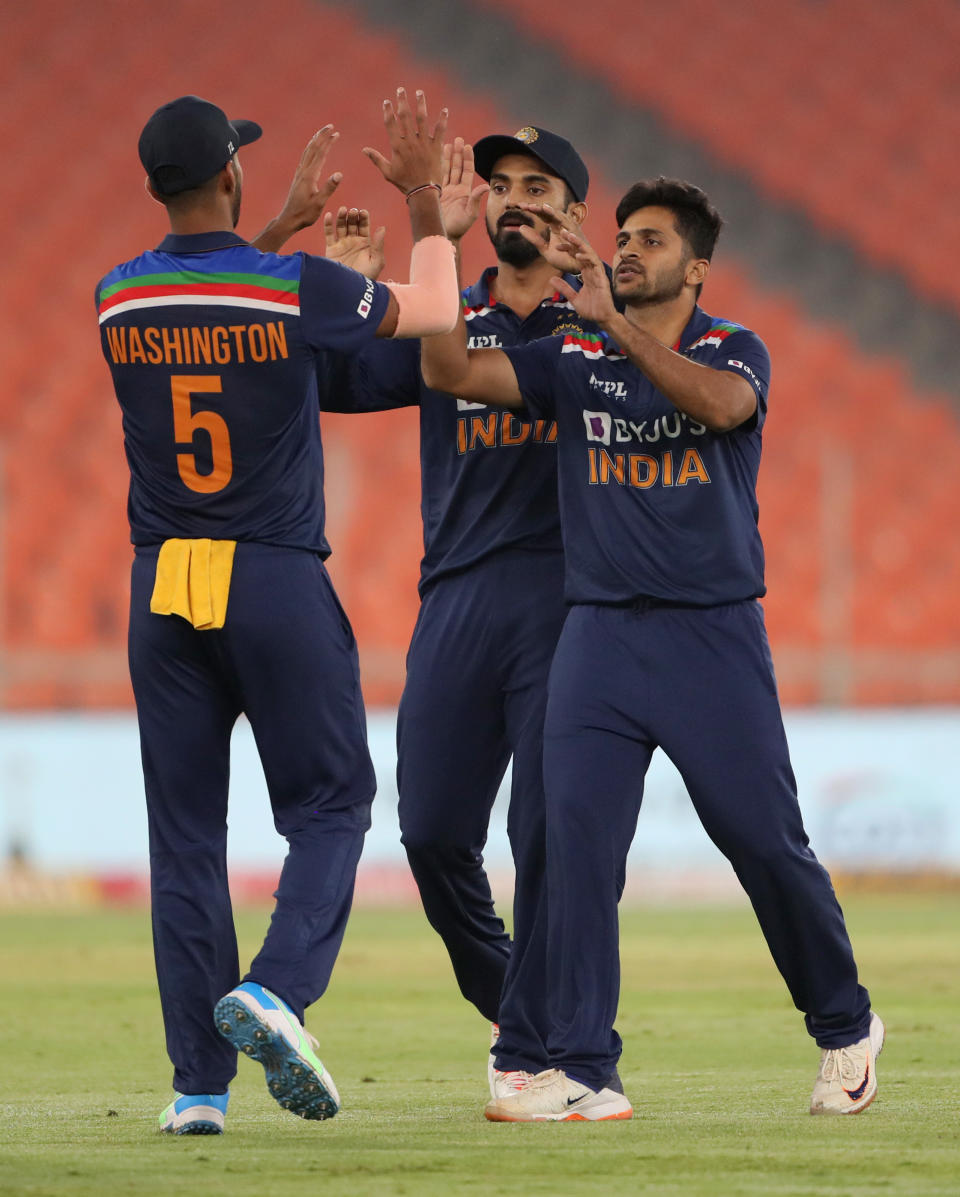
[150,539,237,630]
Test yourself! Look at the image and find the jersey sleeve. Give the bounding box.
[500,338,563,421]
[713,328,771,429]
[297,253,392,353]
[317,338,421,413]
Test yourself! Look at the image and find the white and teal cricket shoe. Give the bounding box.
[213,982,339,1121]
[158,1091,229,1135]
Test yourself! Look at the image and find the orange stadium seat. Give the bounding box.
[483,0,960,315]
[2,0,960,709]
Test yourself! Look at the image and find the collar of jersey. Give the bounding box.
[676,304,711,352]
[155,231,250,255]
[466,266,581,311]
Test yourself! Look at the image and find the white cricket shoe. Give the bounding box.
[485,1068,633,1122]
[810,1012,885,1115]
[488,1023,533,1099]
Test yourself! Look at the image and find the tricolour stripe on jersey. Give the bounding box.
[686,321,740,352]
[98,294,300,324]
[97,270,300,321]
[559,333,626,361]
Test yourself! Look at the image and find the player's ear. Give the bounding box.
[568,200,587,226]
[145,177,165,205]
[686,258,709,288]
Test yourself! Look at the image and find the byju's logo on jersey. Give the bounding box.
[727,359,761,387]
[588,371,628,401]
[357,277,376,318]
[583,410,612,444]
[582,408,706,447]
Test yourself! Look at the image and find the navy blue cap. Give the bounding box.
[139,95,262,196]
[473,126,589,202]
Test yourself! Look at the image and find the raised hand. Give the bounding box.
[251,126,343,253]
[516,202,587,274]
[440,138,489,241]
[276,126,343,233]
[362,88,448,196]
[550,230,617,324]
[323,206,386,279]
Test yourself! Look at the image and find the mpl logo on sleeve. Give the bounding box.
[583,410,611,444]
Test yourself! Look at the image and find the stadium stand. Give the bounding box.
[1,0,958,709]
[480,0,960,314]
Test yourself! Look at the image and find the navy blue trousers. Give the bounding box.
[129,543,374,1095]
[397,549,567,1073]
[543,600,872,1090]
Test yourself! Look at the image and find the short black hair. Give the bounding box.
[152,169,221,206]
[615,177,722,261]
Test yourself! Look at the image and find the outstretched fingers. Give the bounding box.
[461,140,477,180]
[362,94,403,178]
[316,171,343,206]
[517,225,549,253]
[362,143,391,177]
[322,210,337,249]
[326,207,368,240]
[300,124,339,170]
[551,276,579,302]
[414,87,429,135]
[555,228,600,267]
[443,137,476,188]
[520,202,583,237]
[364,88,448,194]
[429,94,449,146]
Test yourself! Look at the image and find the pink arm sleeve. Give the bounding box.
[385,235,460,338]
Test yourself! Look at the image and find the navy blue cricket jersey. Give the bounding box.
[323,268,591,593]
[96,231,390,552]
[502,306,771,606]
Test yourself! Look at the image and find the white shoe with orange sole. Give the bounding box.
[810,1012,885,1115]
[488,1023,534,1099]
[485,1067,633,1122]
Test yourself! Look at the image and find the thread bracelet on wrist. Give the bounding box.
[405,182,442,201]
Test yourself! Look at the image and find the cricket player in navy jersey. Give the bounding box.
[308,130,594,1099]
[421,177,883,1122]
[95,90,460,1135]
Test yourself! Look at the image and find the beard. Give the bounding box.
[486,212,543,268]
[615,258,687,307]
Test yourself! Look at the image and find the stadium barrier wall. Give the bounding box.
[1,709,958,904]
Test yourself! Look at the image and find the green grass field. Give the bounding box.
[0,895,957,1196]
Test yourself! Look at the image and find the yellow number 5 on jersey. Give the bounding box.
[171,375,233,494]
